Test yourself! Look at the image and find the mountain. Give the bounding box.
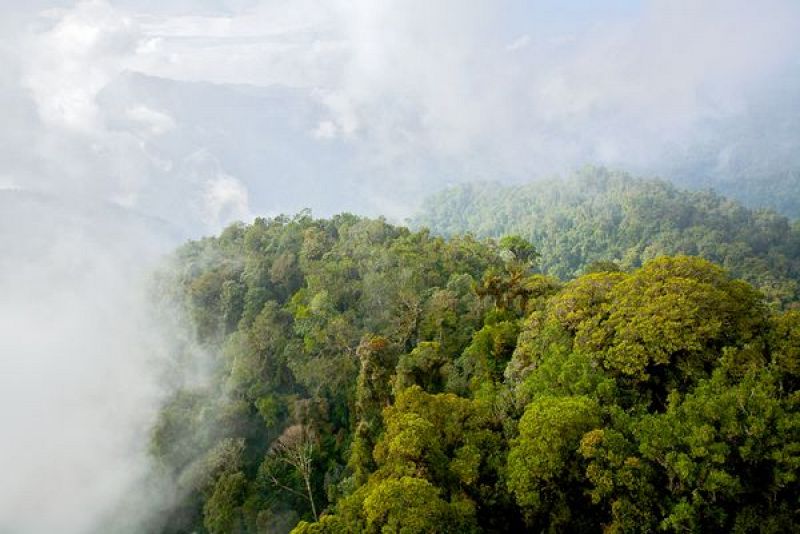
[656,75,800,219]
[411,167,800,307]
[149,213,800,533]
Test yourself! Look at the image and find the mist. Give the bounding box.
[1,0,799,532]
[0,192,180,532]
[2,0,799,220]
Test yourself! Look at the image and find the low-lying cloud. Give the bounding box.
[0,192,177,533]
[4,0,799,220]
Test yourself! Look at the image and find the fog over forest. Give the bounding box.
[1,1,799,532]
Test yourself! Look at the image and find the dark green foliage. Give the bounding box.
[152,212,800,533]
[204,471,247,533]
[413,167,800,307]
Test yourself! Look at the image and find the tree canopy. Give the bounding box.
[150,212,800,533]
[412,167,800,308]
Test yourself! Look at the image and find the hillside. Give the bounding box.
[149,213,800,533]
[412,167,800,307]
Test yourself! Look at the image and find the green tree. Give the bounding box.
[507,395,602,529]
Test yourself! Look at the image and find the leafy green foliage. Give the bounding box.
[204,471,247,533]
[152,212,800,533]
[151,214,505,532]
[507,395,601,529]
[413,167,800,307]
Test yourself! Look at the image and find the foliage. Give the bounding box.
[507,395,601,529]
[151,213,505,532]
[151,212,800,533]
[413,167,800,307]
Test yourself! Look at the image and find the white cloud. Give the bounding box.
[125,105,176,135]
[506,34,530,51]
[179,149,251,229]
[0,191,176,533]
[22,0,139,131]
[203,174,251,227]
[312,120,337,139]
[17,0,798,215]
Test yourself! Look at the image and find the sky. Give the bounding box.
[2,0,798,226]
[0,1,799,532]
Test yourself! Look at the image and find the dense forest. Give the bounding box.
[149,212,800,533]
[412,167,800,308]
[674,168,800,222]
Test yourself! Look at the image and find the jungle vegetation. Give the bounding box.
[150,211,800,533]
[412,167,800,308]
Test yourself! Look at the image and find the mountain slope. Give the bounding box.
[150,214,800,533]
[412,167,800,306]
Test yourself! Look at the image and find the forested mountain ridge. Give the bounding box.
[150,213,800,533]
[412,167,800,307]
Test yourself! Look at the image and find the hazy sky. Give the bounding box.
[1,2,799,532]
[2,0,798,226]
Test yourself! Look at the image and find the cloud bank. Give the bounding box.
[0,191,176,533]
[4,0,799,220]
